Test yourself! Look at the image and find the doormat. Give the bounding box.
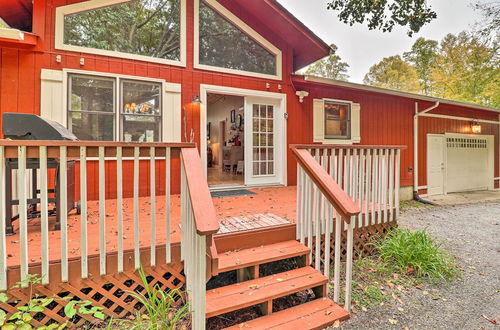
[211,189,256,198]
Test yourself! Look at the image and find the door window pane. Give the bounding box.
[199,1,277,76]
[121,80,162,142]
[324,101,351,139]
[64,0,181,61]
[252,103,274,176]
[68,75,115,141]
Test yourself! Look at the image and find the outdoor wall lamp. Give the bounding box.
[471,120,481,134]
[192,95,202,104]
[296,90,309,103]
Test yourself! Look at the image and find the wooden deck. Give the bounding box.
[5,185,390,269]
[5,187,297,269]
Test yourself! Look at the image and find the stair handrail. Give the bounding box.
[179,147,219,330]
[291,147,361,221]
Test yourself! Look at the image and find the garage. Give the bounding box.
[427,133,495,196]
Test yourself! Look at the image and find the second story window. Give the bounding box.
[57,0,185,66]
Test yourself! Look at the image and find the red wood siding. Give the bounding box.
[290,79,500,190]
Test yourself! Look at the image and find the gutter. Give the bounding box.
[414,102,440,205]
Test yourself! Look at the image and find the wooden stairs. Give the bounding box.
[207,238,349,329]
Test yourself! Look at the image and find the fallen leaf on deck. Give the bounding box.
[388,319,398,325]
[482,315,497,325]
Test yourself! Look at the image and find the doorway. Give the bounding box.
[206,93,245,187]
[427,134,445,196]
[202,86,286,189]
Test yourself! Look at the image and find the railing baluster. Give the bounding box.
[133,147,140,270]
[321,151,329,235]
[116,147,123,272]
[338,149,344,189]
[365,149,372,227]
[150,147,156,267]
[333,211,341,303]
[359,149,365,228]
[80,146,88,279]
[395,149,401,220]
[17,146,29,286]
[40,146,49,284]
[98,146,106,275]
[296,166,302,241]
[383,149,389,223]
[59,146,68,282]
[373,149,380,224]
[314,185,321,271]
[389,149,395,222]
[0,146,7,291]
[344,218,355,313]
[165,147,171,264]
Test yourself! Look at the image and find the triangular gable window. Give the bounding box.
[56,0,185,66]
[198,1,279,78]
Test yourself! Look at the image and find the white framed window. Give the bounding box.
[55,0,187,67]
[313,98,361,144]
[194,0,282,80]
[40,69,182,142]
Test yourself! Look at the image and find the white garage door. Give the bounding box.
[445,135,492,193]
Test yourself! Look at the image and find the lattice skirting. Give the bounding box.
[1,262,186,328]
[311,221,397,264]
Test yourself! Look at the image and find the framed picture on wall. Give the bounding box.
[230,109,236,123]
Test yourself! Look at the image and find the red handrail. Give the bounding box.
[292,144,407,150]
[291,147,361,221]
[180,147,220,236]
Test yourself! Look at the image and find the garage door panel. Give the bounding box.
[446,137,490,193]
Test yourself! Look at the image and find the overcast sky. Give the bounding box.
[278,0,486,83]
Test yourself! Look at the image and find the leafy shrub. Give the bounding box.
[108,267,190,330]
[373,229,459,281]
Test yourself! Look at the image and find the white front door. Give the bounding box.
[244,97,284,186]
[427,134,445,196]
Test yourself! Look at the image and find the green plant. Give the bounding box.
[0,274,104,330]
[109,267,190,330]
[373,229,459,281]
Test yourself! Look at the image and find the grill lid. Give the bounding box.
[2,113,78,141]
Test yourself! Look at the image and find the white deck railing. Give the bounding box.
[0,141,219,329]
[292,145,404,313]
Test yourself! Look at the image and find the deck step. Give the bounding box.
[218,240,310,273]
[224,298,349,330]
[206,266,327,318]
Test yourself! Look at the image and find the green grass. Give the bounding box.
[372,229,459,282]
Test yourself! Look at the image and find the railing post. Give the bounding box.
[0,146,6,291]
[344,217,355,313]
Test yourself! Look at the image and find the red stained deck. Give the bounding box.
[5,186,388,269]
[5,187,297,269]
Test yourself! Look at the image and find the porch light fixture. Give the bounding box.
[471,120,481,134]
[192,95,202,104]
[296,90,309,103]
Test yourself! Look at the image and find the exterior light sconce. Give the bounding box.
[192,95,202,104]
[471,120,481,134]
[296,90,309,103]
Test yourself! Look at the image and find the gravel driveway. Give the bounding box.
[341,201,500,329]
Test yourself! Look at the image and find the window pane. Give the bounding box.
[70,112,114,141]
[122,115,161,142]
[64,0,181,61]
[70,76,114,112]
[122,80,161,115]
[199,1,277,75]
[324,101,351,139]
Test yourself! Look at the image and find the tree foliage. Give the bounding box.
[473,1,500,40]
[304,44,350,80]
[363,55,420,92]
[364,32,500,108]
[430,32,499,107]
[403,37,439,95]
[326,0,437,36]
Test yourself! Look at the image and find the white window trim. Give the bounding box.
[194,0,283,81]
[54,68,181,142]
[314,97,361,145]
[55,0,187,67]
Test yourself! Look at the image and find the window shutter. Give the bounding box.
[313,98,325,142]
[40,69,64,125]
[163,82,182,142]
[351,102,361,143]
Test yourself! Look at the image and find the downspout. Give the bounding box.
[413,101,440,205]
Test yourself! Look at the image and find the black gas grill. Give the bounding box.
[2,113,79,235]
